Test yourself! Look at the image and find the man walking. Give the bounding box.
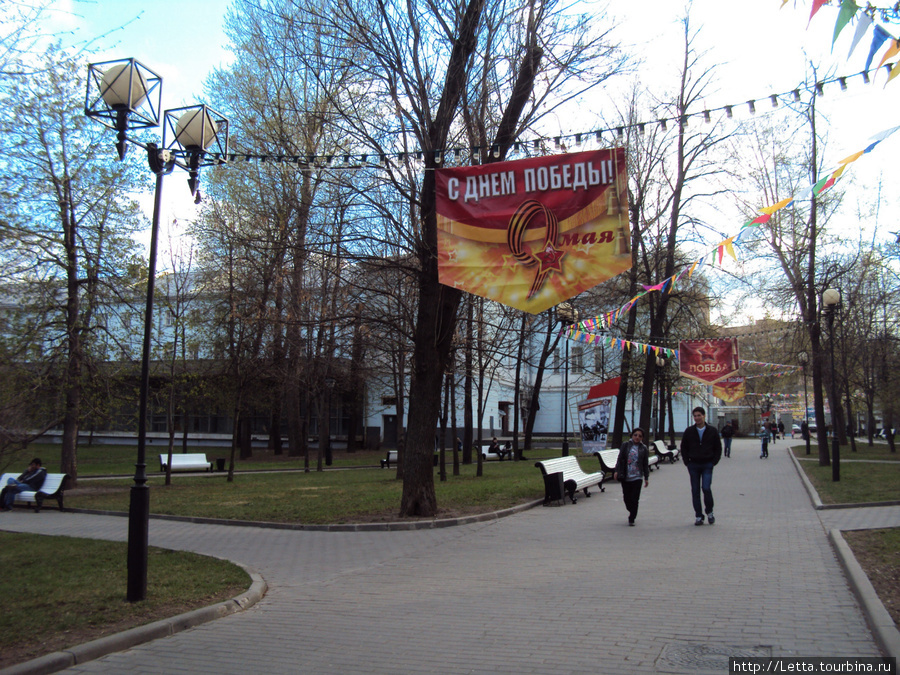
[680,408,722,526]
[721,420,734,458]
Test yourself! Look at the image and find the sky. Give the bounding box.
[43,0,900,282]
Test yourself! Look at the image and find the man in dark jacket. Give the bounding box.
[721,420,734,458]
[680,408,722,526]
[0,458,46,511]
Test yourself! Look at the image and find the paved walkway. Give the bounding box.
[1,437,897,674]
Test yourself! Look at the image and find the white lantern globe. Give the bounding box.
[175,107,218,150]
[100,62,148,111]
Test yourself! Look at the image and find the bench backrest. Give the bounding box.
[1,471,64,493]
[595,449,619,472]
[34,473,67,495]
[160,453,209,465]
[653,440,667,454]
[535,455,584,478]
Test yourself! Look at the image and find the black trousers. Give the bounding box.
[621,479,643,520]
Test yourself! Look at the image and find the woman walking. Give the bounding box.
[613,428,650,526]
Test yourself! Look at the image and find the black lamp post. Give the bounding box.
[656,356,667,443]
[823,288,841,481]
[324,376,335,466]
[556,302,578,456]
[798,351,811,455]
[85,58,229,602]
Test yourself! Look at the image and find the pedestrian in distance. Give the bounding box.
[721,420,734,458]
[613,428,650,526]
[769,421,778,444]
[759,424,770,458]
[680,407,722,526]
[778,420,785,439]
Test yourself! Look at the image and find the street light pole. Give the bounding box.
[556,303,578,457]
[798,351,811,455]
[86,58,229,602]
[823,288,841,482]
[656,356,667,443]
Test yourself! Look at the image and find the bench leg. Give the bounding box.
[582,487,591,498]
[564,479,577,504]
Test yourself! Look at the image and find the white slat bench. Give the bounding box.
[0,472,69,512]
[653,439,680,463]
[380,450,398,468]
[534,456,604,504]
[595,447,659,486]
[159,453,213,472]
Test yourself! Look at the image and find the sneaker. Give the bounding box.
[694,516,704,526]
[628,517,635,526]
[707,513,715,525]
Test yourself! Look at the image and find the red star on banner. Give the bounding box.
[535,242,565,275]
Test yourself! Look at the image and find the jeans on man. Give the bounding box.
[1,479,30,510]
[723,437,732,457]
[686,461,714,518]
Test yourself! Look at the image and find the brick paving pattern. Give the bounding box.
[0,437,892,674]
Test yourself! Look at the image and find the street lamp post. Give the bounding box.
[324,376,335,466]
[556,303,578,456]
[656,356,667,443]
[823,288,841,482]
[85,58,229,602]
[798,351,811,455]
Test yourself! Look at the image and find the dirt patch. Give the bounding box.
[844,529,900,629]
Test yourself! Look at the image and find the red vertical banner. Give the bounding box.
[679,338,741,385]
[435,149,632,314]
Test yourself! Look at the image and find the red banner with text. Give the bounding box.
[679,338,741,385]
[713,376,746,403]
[435,149,632,314]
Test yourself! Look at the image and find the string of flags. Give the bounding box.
[570,122,900,334]
[805,1,900,85]
[562,323,804,374]
[200,67,872,169]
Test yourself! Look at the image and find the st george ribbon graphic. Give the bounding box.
[435,148,632,314]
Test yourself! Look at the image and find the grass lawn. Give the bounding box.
[0,533,249,669]
[790,443,900,505]
[66,453,555,524]
[0,445,564,669]
[791,442,900,633]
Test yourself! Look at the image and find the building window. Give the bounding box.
[572,347,583,374]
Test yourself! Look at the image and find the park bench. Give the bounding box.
[158,453,213,472]
[653,439,679,463]
[381,449,440,468]
[534,456,604,504]
[595,447,659,486]
[0,472,69,512]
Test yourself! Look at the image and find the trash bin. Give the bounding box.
[543,471,565,506]
[216,458,226,471]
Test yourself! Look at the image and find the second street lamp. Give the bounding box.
[85,58,229,602]
[823,288,842,482]
[556,303,579,456]
[656,356,667,443]
[798,351,811,455]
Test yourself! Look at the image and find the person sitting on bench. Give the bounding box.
[0,458,47,512]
